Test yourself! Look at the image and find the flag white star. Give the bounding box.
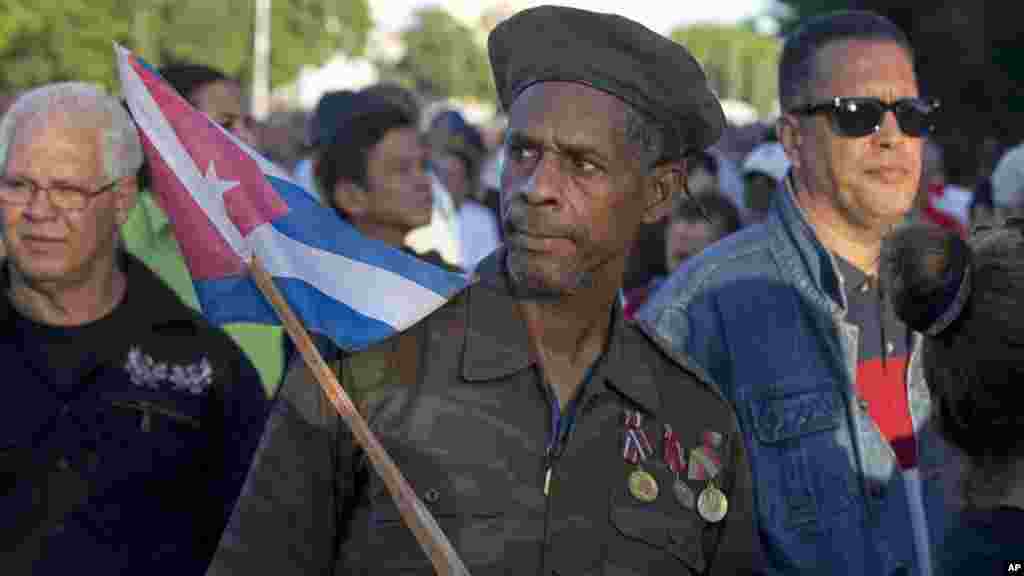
[201,160,249,259]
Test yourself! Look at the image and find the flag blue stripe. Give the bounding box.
[266,175,467,297]
[195,275,395,352]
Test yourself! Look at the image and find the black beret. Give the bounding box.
[488,5,725,160]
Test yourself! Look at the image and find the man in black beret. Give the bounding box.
[208,6,757,575]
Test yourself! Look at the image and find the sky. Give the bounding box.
[371,0,778,36]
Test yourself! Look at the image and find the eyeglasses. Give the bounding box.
[0,176,119,211]
[789,97,939,138]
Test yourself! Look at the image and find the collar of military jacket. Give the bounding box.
[461,248,662,415]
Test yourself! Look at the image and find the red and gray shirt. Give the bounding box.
[835,255,916,470]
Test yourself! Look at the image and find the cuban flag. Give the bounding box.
[117,46,470,352]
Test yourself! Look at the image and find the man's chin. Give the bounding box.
[505,251,590,300]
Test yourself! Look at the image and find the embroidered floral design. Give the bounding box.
[124,346,214,394]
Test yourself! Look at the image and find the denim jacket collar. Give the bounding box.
[771,174,850,316]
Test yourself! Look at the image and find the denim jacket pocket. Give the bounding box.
[748,385,855,534]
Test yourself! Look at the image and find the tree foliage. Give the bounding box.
[0,0,372,92]
[0,0,134,90]
[394,7,493,102]
[670,25,782,117]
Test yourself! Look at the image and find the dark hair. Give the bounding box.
[315,105,415,215]
[883,220,1024,507]
[779,11,913,111]
[158,63,232,104]
[671,192,741,239]
[134,63,233,191]
[361,83,422,124]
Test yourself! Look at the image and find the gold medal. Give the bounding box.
[672,478,695,509]
[697,483,728,523]
[628,468,659,503]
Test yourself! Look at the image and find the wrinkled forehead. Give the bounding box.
[7,110,105,171]
[506,81,632,152]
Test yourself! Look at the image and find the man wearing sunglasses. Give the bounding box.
[639,10,960,575]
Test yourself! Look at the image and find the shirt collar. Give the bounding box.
[460,248,661,415]
[1,252,197,332]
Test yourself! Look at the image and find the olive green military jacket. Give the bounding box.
[209,250,758,575]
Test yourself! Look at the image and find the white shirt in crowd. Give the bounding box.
[406,172,500,272]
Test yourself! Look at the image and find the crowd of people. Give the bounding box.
[1,5,1021,575]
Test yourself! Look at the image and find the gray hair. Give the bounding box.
[624,105,665,170]
[0,82,143,182]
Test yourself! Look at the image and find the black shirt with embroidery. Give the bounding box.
[0,254,269,575]
[834,255,917,470]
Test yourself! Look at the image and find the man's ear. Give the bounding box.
[778,115,802,173]
[113,175,139,227]
[332,179,369,218]
[642,159,685,224]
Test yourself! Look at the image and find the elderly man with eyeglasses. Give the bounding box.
[0,82,268,575]
[638,10,962,576]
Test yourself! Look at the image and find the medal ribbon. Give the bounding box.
[689,431,724,480]
[622,410,653,465]
[663,424,685,476]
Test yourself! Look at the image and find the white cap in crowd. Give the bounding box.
[991,142,1024,208]
[742,142,790,183]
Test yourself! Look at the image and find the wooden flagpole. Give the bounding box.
[248,256,471,576]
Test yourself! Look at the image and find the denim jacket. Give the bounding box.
[636,181,962,575]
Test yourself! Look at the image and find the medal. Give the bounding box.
[697,480,728,523]
[673,478,695,509]
[629,468,659,502]
[623,410,658,503]
[663,424,694,509]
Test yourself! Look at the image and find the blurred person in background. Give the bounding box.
[477,119,506,222]
[425,108,501,272]
[623,192,740,321]
[741,141,790,223]
[0,82,266,575]
[292,89,354,201]
[120,62,285,397]
[315,89,453,271]
[286,88,456,372]
[915,138,971,237]
[884,221,1024,574]
[989,141,1024,221]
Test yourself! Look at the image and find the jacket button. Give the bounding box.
[52,523,65,535]
[60,404,71,416]
[56,457,70,471]
[857,397,870,412]
[890,564,909,576]
[424,488,441,504]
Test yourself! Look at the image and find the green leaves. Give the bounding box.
[0,0,372,92]
[394,7,493,102]
[670,25,782,118]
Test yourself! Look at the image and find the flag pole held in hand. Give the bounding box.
[248,257,470,576]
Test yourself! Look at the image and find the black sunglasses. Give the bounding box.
[789,97,939,138]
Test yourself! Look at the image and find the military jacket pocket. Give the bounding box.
[604,463,708,576]
[341,446,507,574]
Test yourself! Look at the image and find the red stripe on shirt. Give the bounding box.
[856,355,917,469]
